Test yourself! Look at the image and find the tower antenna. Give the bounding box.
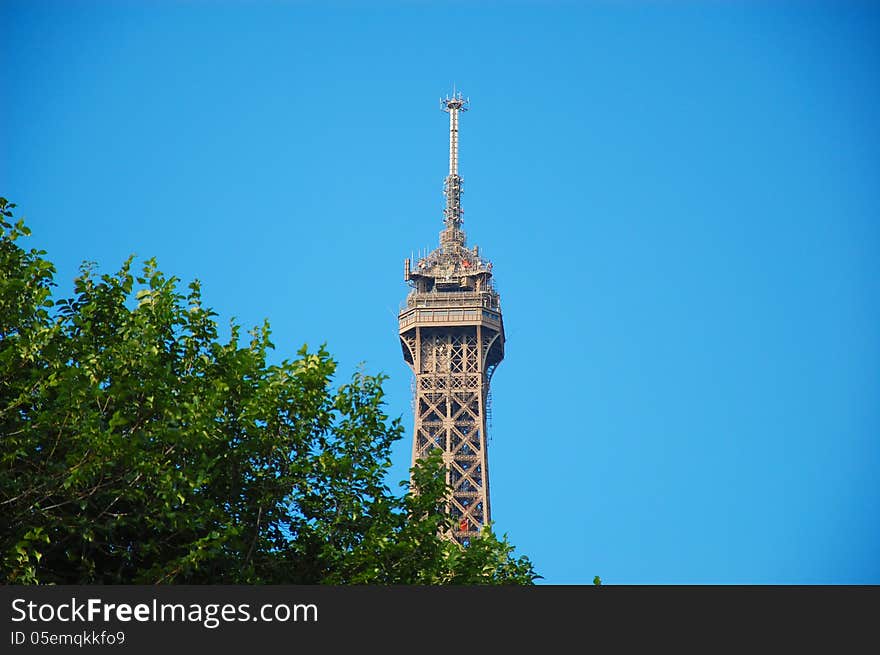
[441,90,469,232]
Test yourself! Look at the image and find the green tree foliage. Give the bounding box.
[0,198,537,585]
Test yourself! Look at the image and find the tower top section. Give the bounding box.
[442,90,469,113]
[441,91,469,177]
[441,90,469,237]
[404,91,497,300]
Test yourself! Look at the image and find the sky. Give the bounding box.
[2,0,878,584]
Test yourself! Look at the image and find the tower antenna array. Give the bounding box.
[441,91,469,231]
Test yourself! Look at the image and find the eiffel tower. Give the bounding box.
[399,92,504,544]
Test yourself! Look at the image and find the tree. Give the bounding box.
[0,198,537,584]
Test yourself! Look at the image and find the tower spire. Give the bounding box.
[441,90,469,235]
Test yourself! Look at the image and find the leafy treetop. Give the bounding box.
[0,198,537,585]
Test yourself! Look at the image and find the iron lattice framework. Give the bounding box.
[399,92,504,544]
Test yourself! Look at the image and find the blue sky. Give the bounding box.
[2,0,878,584]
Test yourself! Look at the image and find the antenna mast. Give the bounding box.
[441,90,469,232]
